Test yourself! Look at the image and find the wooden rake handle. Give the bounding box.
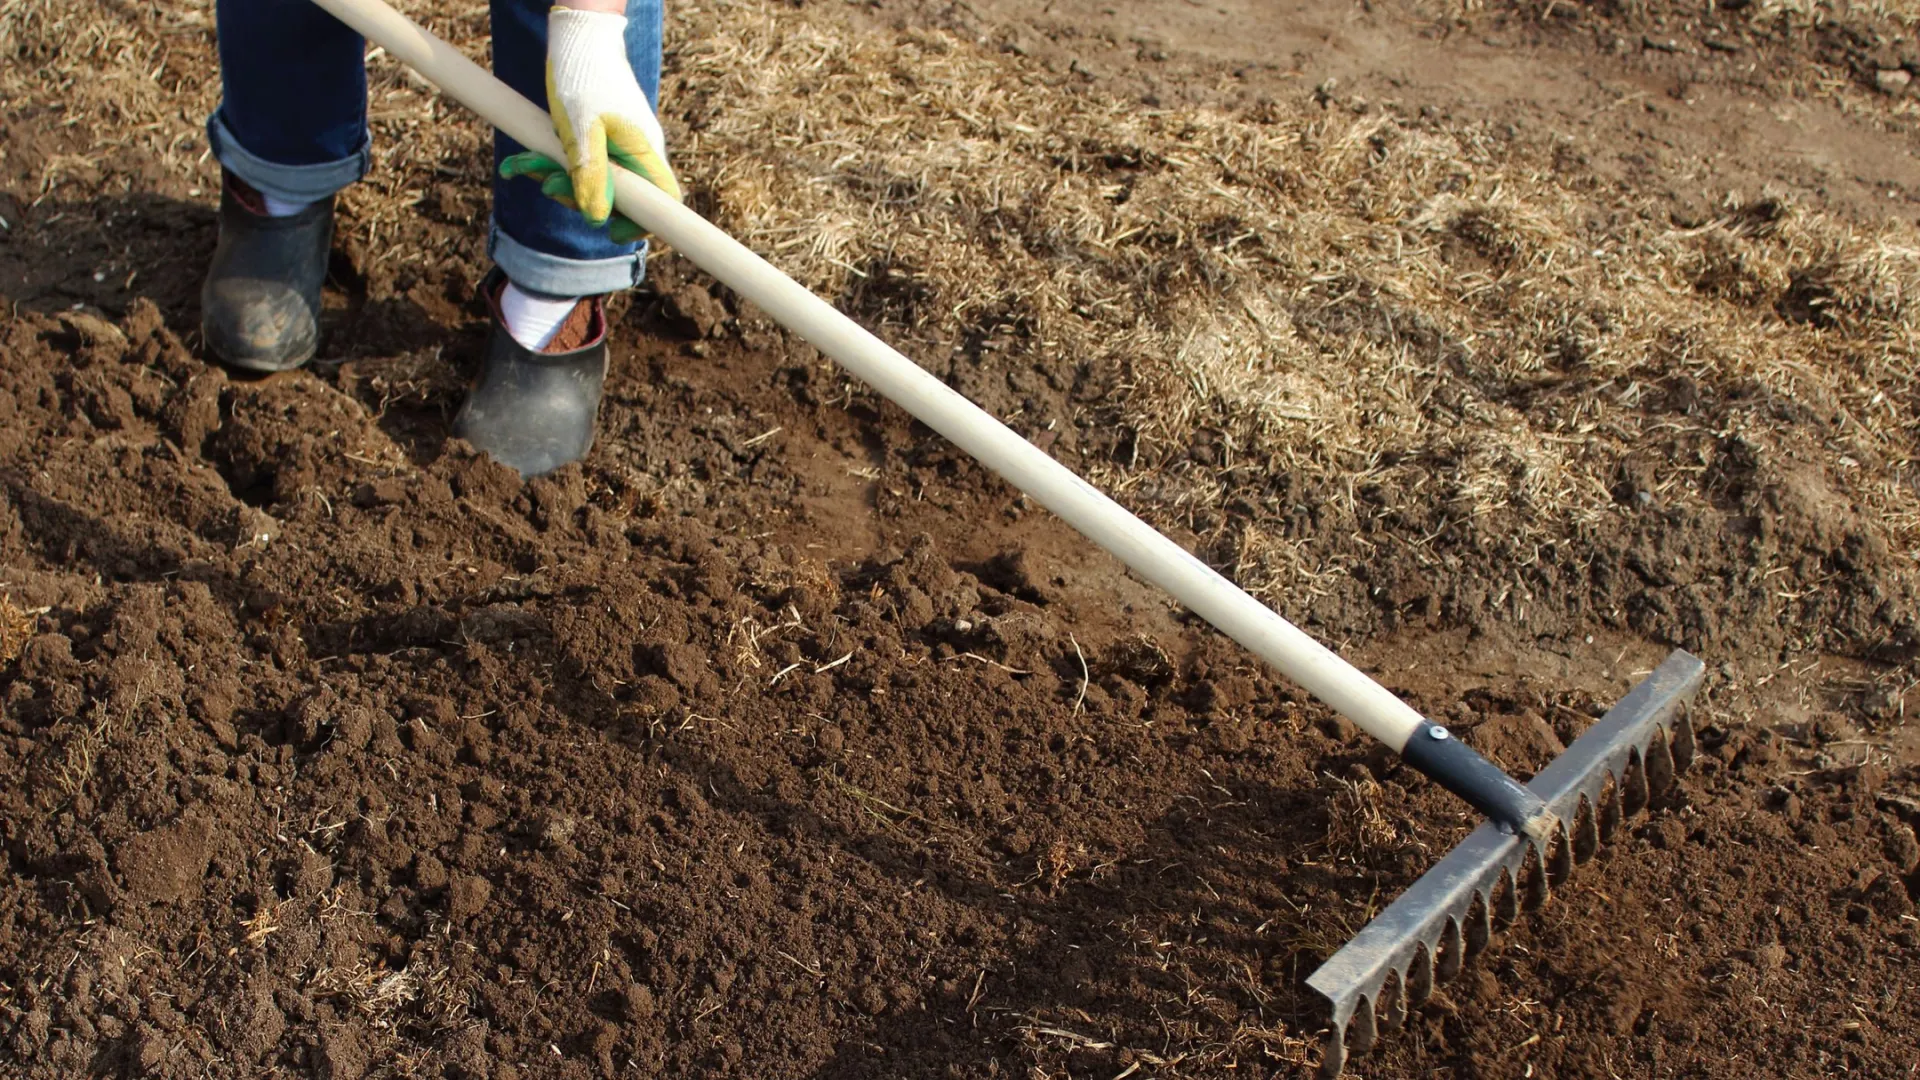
[305,0,1551,838]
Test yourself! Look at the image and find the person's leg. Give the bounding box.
[207,0,371,204]
[457,0,664,478]
[487,0,662,297]
[201,0,372,372]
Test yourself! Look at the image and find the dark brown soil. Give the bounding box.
[5,1,1920,1078]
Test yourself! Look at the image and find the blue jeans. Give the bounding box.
[207,0,662,297]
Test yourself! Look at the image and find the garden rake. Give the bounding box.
[304,0,1707,1071]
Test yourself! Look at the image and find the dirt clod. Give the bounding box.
[1885,823,1920,874]
[113,817,212,906]
[447,875,492,921]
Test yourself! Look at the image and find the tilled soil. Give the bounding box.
[6,1,1920,1079]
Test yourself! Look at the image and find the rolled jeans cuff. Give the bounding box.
[488,219,648,297]
[206,110,370,204]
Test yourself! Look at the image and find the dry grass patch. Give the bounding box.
[0,594,34,666]
[667,0,1920,608]
[1322,771,1404,865]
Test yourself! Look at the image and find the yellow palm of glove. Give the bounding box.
[544,7,682,229]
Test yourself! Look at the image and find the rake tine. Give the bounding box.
[1308,650,1706,1077]
[1672,709,1696,772]
[1622,747,1650,817]
[1379,968,1406,1030]
[1349,995,1377,1055]
[1522,844,1550,911]
[1546,824,1574,887]
[1646,725,1677,795]
[1599,775,1623,843]
[1323,1027,1348,1078]
[1463,891,1492,959]
[1493,869,1519,927]
[1571,795,1599,863]
[1435,917,1465,982]
[1405,942,1434,1007]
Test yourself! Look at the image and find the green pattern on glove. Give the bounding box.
[500,151,647,244]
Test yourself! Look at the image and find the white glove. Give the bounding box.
[545,6,682,227]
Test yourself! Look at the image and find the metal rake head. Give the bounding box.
[1306,650,1706,1077]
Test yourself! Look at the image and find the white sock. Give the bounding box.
[261,194,315,218]
[500,282,583,351]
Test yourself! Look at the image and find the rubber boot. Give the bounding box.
[454,270,609,479]
[200,172,333,372]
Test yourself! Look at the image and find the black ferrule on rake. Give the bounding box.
[1399,722,1554,841]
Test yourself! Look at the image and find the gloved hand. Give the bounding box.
[499,152,648,243]
[513,5,681,237]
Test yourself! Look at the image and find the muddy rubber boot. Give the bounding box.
[200,172,334,372]
[454,270,609,479]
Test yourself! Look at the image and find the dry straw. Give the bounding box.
[666,0,1920,603]
[0,595,34,666]
[6,0,1919,609]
